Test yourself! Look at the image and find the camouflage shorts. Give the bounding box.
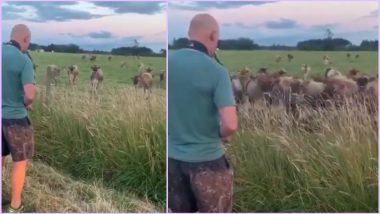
[2,117,34,162]
[168,156,234,213]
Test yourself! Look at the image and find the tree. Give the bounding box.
[325,28,334,40]
[297,38,351,51]
[360,40,378,51]
[111,46,155,56]
[171,38,189,49]
[133,39,139,48]
[169,37,259,50]
[160,49,166,56]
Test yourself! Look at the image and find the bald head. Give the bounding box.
[10,24,31,52]
[188,14,219,56]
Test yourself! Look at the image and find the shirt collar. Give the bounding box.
[189,40,209,55]
[7,40,22,51]
[188,40,224,66]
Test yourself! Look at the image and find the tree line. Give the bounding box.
[169,37,378,51]
[26,43,166,57]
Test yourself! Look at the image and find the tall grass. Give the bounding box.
[30,85,166,209]
[228,101,378,212]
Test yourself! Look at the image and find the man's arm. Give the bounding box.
[23,84,35,107]
[213,66,238,143]
[219,106,238,142]
[22,58,36,109]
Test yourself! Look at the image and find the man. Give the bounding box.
[168,14,238,212]
[2,24,36,213]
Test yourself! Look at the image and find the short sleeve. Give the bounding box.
[213,67,236,108]
[21,57,35,85]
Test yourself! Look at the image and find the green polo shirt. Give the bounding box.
[2,44,35,119]
[168,48,235,162]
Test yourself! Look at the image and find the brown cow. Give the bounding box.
[159,70,166,82]
[132,68,154,96]
[90,65,104,93]
[67,65,79,85]
[120,61,128,68]
[302,64,311,80]
[287,54,294,62]
[90,55,96,61]
[323,55,332,65]
[346,69,360,80]
[231,74,244,104]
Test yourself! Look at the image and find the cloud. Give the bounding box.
[8,2,79,6]
[3,2,105,22]
[254,34,310,46]
[120,36,144,44]
[66,31,115,39]
[86,31,114,39]
[3,2,165,22]
[93,2,165,14]
[222,22,256,29]
[170,1,275,11]
[309,23,339,30]
[364,9,378,18]
[264,18,299,29]
[2,5,27,20]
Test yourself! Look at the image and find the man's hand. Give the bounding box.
[221,135,232,144]
[25,103,32,111]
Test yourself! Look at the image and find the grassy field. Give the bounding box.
[217,50,378,76]
[6,52,167,212]
[2,159,159,212]
[216,50,378,212]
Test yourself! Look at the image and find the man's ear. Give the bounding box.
[24,36,30,45]
[210,30,217,43]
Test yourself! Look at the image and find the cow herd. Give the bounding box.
[37,54,166,96]
[42,63,104,94]
[274,53,360,66]
[230,65,378,117]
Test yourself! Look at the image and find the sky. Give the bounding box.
[169,1,378,46]
[2,1,166,52]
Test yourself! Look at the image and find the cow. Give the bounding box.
[287,54,294,62]
[159,70,166,82]
[90,65,104,93]
[132,68,154,97]
[67,65,79,85]
[275,55,282,64]
[120,61,128,68]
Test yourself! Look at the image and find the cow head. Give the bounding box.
[91,65,100,71]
